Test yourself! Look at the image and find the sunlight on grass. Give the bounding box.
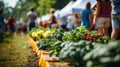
[0,34,31,66]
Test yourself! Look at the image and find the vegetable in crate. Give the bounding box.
[62,26,87,42]
[59,40,93,66]
[83,41,120,67]
[37,30,44,38]
[31,32,39,41]
[49,41,62,57]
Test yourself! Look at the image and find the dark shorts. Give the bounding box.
[111,15,120,29]
[29,22,35,30]
[0,22,5,29]
[61,25,67,30]
[9,25,15,32]
[23,27,27,33]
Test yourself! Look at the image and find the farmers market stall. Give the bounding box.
[28,26,120,67]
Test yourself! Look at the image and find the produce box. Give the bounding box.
[27,35,38,53]
[45,61,70,67]
[38,50,71,67]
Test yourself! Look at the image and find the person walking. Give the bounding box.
[0,7,5,30]
[111,0,120,40]
[73,14,81,28]
[66,15,74,31]
[7,16,16,35]
[93,0,111,36]
[49,8,58,29]
[81,2,93,31]
[16,18,23,35]
[26,7,37,30]
[0,7,5,42]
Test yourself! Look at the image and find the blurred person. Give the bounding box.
[22,22,27,34]
[60,17,67,31]
[73,14,81,28]
[7,16,16,35]
[16,18,23,35]
[81,2,93,31]
[111,0,120,40]
[39,21,43,27]
[49,8,58,28]
[26,7,37,30]
[67,15,74,31]
[0,7,5,30]
[0,7,5,42]
[93,0,111,36]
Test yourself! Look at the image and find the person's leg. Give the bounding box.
[111,15,120,40]
[103,18,110,36]
[61,25,67,31]
[97,27,104,35]
[111,28,119,40]
[96,17,105,35]
[103,27,109,36]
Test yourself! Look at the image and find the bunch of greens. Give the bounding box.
[83,41,120,67]
[59,40,93,66]
[62,26,87,42]
[37,28,64,51]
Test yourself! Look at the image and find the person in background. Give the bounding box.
[0,7,5,30]
[60,17,67,31]
[22,22,27,34]
[49,8,58,29]
[111,0,120,40]
[93,0,111,36]
[66,15,74,31]
[7,16,16,35]
[73,14,81,28]
[16,18,23,35]
[26,7,37,30]
[81,2,93,31]
[0,7,5,42]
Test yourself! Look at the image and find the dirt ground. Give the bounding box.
[0,34,39,67]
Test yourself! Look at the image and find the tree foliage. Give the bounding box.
[3,0,72,20]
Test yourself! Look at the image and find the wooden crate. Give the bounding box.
[38,50,71,67]
[27,35,38,53]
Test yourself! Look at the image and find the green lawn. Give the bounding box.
[0,34,38,67]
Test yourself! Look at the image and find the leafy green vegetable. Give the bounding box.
[83,41,120,67]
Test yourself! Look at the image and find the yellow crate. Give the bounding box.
[27,35,38,53]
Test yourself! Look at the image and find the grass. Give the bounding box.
[0,34,32,67]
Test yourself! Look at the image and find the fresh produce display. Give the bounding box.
[28,26,56,41]
[36,28,64,51]
[49,41,62,57]
[59,40,93,66]
[62,26,87,42]
[83,41,120,67]
[28,26,120,67]
[62,26,110,44]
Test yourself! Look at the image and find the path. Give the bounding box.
[0,34,39,67]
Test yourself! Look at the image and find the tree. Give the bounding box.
[3,0,72,20]
[38,0,71,16]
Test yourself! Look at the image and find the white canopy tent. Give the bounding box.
[60,0,96,18]
[35,17,41,26]
[72,0,96,13]
[59,0,82,18]
[54,9,60,19]
[59,1,75,18]
[41,1,74,22]
[41,14,50,22]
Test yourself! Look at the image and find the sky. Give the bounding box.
[4,0,18,7]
